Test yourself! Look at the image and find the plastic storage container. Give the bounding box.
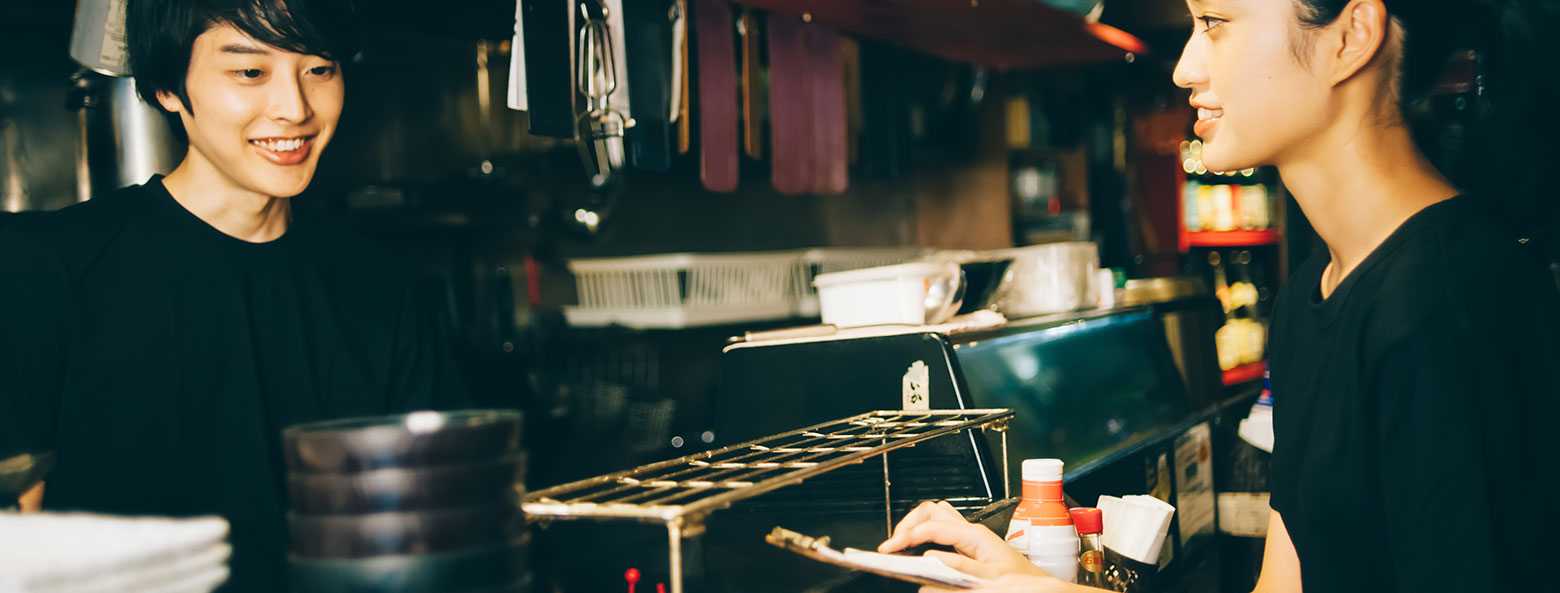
[987,243,1100,318]
[812,262,963,328]
[794,248,928,316]
[564,251,800,329]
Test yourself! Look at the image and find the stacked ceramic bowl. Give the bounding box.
[283,410,528,593]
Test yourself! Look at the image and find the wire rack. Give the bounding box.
[523,409,1013,593]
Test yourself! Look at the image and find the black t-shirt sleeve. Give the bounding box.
[1370,327,1496,593]
[0,225,67,459]
[386,281,472,412]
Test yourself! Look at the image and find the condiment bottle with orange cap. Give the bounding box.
[1004,459,1079,582]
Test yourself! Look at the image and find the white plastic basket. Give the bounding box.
[795,247,928,316]
[564,252,802,329]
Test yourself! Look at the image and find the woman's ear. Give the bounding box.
[1322,0,1392,86]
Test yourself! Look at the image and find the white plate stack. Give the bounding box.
[0,512,230,593]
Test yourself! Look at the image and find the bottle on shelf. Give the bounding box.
[1232,251,1266,365]
[1210,184,1237,232]
[1211,251,1242,371]
[1070,507,1105,588]
[1239,184,1269,230]
[1006,459,1080,583]
[1184,180,1203,232]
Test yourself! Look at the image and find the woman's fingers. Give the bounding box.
[879,500,969,552]
[925,549,1005,580]
[892,517,1010,560]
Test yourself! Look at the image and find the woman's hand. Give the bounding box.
[951,574,1083,593]
[878,501,1086,592]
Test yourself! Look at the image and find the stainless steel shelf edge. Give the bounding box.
[522,409,1013,524]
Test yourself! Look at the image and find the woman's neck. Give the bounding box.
[160,152,291,243]
[1277,119,1457,296]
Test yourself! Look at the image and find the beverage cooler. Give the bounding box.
[527,294,1252,593]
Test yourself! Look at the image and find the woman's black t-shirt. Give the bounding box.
[1269,196,1560,592]
[0,178,471,592]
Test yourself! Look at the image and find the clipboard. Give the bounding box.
[764,527,986,590]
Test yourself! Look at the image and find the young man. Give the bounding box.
[0,1,469,590]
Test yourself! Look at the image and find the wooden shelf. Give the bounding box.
[727,0,1149,69]
[1222,361,1265,386]
[1185,229,1282,248]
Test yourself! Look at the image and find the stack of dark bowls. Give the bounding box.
[282,410,528,593]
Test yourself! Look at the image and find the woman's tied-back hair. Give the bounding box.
[126,0,358,114]
[1290,0,1560,252]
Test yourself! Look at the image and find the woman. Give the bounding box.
[878,1,1560,591]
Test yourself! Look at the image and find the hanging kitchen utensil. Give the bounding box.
[842,38,862,167]
[674,0,691,155]
[738,8,763,160]
[694,0,739,192]
[805,24,847,194]
[859,42,909,179]
[766,14,811,194]
[507,0,528,111]
[574,0,629,191]
[522,0,574,138]
[624,0,674,171]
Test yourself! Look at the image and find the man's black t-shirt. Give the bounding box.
[1269,196,1560,592]
[0,178,470,592]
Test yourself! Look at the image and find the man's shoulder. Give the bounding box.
[0,183,156,268]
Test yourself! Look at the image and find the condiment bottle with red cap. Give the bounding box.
[1070,507,1106,588]
[1005,459,1079,582]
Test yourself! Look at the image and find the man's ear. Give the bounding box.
[155,89,186,114]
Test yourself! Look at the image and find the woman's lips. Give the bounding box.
[1193,108,1223,138]
[249,135,316,166]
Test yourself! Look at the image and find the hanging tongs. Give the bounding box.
[575,0,630,190]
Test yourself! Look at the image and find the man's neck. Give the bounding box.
[1277,119,1457,297]
[160,154,291,243]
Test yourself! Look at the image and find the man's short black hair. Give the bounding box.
[127,0,358,113]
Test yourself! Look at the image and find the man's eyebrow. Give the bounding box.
[219,44,271,56]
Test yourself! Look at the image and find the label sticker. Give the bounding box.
[902,360,930,410]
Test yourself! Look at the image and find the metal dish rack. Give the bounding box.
[522,409,1014,593]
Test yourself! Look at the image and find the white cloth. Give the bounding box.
[0,512,230,593]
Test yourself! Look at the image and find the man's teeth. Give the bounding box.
[1198,108,1224,120]
[252,138,306,152]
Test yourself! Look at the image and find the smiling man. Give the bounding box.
[0,1,468,590]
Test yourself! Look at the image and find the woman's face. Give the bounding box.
[1173,0,1333,172]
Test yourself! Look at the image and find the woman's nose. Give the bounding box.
[1172,36,1208,90]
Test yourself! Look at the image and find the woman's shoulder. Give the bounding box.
[1359,197,1560,346]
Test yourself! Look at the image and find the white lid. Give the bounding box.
[1021,459,1064,482]
[812,261,956,288]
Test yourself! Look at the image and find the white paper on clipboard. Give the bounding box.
[766,527,986,589]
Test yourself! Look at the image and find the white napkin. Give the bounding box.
[1097,494,1176,565]
[0,512,230,593]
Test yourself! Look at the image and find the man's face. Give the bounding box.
[157,24,344,199]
